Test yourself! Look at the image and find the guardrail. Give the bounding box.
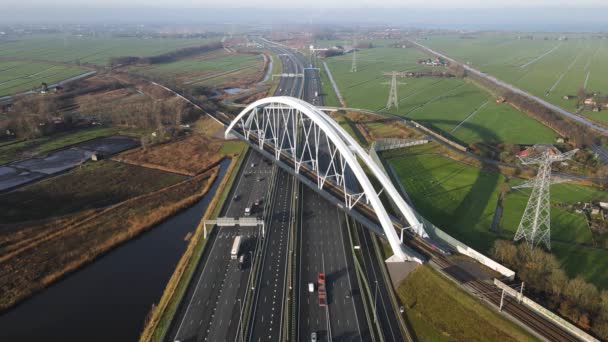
[369,233,414,342]
[283,175,299,341]
[346,217,383,342]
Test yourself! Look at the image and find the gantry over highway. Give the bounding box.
[225,96,427,263]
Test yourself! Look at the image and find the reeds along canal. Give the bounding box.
[0,159,230,342]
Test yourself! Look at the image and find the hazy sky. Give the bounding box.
[4,0,608,8]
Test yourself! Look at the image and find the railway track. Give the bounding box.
[192,89,581,342]
[412,240,579,342]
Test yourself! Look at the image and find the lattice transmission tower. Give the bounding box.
[383,71,407,110]
[513,145,578,249]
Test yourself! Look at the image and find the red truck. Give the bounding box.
[318,273,327,307]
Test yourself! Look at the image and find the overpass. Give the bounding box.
[225,96,427,263]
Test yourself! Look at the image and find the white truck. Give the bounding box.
[231,236,242,260]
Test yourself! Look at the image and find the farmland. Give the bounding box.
[0,160,185,223]
[323,47,556,145]
[0,34,216,65]
[127,50,265,88]
[0,60,89,97]
[422,33,608,120]
[385,143,608,288]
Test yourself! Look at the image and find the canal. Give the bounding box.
[0,159,230,341]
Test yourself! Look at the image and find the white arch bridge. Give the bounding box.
[225,96,428,263]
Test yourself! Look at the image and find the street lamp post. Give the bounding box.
[237,298,244,342]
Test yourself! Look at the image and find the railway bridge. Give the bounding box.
[225,96,427,263]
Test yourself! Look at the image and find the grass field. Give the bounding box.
[386,143,608,288]
[396,265,535,341]
[323,48,556,145]
[0,60,88,96]
[423,33,608,118]
[128,50,264,88]
[0,160,185,223]
[0,34,216,66]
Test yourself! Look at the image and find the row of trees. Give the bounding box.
[109,42,222,67]
[498,90,595,147]
[492,240,608,338]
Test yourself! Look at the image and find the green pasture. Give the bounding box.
[323,48,555,145]
[0,34,216,65]
[424,33,608,113]
[386,143,608,288]
[0,60,88,96]
[129,52,263,87]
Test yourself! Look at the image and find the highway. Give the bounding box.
[167,151,273,342]
[294,56,373,342]
[354,220,405,342]
[167,37,304,342]
[296,187,369,341]
[245,38,305,342]
[248,170,295,341]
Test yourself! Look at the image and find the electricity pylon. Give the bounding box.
[382,71,407,110]
[513,145,578,249]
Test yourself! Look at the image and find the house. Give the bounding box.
[556,137,565,143]
[584,98,596,106]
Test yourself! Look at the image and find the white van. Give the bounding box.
[308,282,314,293]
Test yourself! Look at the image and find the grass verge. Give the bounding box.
[396,265,537,341]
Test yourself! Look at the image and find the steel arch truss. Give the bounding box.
[226,96,428,261]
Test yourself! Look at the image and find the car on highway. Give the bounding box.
[256,177,263,182]
[244,207,251,216]
[254,198,261,206]
[233,194,240,201]
[238,254,247,270]
[308,282,314,293]
[311,332,317,342]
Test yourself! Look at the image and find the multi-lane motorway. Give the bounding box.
[167,39,403,342]
[168,151,273,342]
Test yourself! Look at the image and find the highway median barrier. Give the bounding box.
[346,217,383,342]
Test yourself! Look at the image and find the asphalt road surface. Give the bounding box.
[297,185,370,342]
[248,170,295,341]
[355,220,406,342]
[167,151,273,342]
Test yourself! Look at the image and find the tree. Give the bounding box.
[548,268,568,298]
[577,86,587,107]
[491,240,517,265]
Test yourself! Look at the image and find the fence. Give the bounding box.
[410,120,468,152]
[371,138,429,152]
